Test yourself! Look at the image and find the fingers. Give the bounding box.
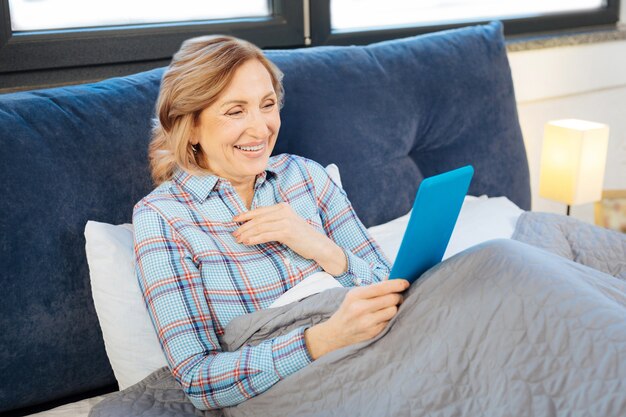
[342,286,404,324]
[370,305,399,324]
[237,230,283,246]
[232,202,287,222]
[234,218,284,244]
[352,279,409,299]
[344,290,403,318]
[327,282,406,350]
[367,292,404,312]
[233,211,282,234]
[233,204,296,242]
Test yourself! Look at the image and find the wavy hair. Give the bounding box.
[148,35,284,185]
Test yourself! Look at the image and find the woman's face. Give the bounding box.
[192,59,281,187]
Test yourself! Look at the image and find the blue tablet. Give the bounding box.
[389,165,474,284]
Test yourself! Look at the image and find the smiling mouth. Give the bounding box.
[234,143,265,152]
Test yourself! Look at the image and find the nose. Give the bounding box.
[247,109,271,138]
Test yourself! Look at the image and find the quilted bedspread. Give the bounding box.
[513,212,626,280]
[90,218,626,417]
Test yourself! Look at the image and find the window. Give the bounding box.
[0,0,620,91]
[331,0,606,32]
[0,0,303,90]
[9,0,270,32]
[311,0,620,45]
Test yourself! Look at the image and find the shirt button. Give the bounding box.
[284,257,291,266]
[354,277,362,285]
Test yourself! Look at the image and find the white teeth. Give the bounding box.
[235,144,264,151]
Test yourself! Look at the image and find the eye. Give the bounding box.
[262,101,275,110]
[225,108,243,116]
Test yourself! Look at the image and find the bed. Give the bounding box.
[1,21,624,417]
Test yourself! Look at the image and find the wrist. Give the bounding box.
[304,322,340,360]
[313,235,348,276]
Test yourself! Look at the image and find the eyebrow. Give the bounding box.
[220,92,276,107]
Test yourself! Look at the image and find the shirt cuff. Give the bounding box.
[332,249,375,287]
[272,326,313,379]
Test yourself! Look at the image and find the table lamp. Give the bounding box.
[539,119,609,216]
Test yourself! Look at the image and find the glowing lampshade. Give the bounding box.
[539,119,609,206]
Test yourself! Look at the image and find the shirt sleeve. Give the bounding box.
[302,158,392,287]
[133,202,313,410]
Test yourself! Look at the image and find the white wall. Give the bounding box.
[507,3,626,223]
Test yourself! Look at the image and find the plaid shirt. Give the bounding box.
[133,154,391,410]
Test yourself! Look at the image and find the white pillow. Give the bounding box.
[325,163,342,188]
[85,221,168,390]
[368,195,524,263]
[443,195,524,259]
[85,164,344,389]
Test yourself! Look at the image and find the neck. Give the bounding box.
[229,177,256,211]
[206,167,260,210]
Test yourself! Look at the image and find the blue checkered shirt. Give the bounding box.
[133,154,391,410]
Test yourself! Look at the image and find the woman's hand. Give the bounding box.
[232,202,347,275]
[304,279,410,360]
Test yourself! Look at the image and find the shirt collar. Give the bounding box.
[172,160,280,203]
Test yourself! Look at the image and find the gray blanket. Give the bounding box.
[91,214,626,417]
[513,212,626,280]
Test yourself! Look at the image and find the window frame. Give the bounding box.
[0,0,622,91]
[310,0,622,46]
[0,0,303,85]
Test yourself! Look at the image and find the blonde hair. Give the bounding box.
[149,35,284,185]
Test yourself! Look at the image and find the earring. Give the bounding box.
[191,144,198,154]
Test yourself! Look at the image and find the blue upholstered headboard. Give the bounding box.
[270,22,530,226]
[0,22,529,413]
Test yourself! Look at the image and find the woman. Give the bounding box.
[133,35,409,411]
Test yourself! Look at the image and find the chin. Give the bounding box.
[250,157,271,174]
[235,155,267,174]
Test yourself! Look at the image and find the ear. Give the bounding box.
[189,113,201,145]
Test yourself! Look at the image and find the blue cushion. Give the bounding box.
[0,21,528,412]
[0,70,163,411]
